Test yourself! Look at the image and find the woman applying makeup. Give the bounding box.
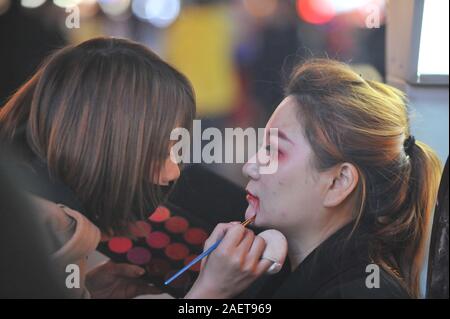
[241,59,442,298]
[0,37,270,298]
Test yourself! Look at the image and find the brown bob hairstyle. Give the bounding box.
[0,37,195,233]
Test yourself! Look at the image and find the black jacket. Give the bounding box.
[240,223,411,299]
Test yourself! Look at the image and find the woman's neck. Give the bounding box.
[285,214,353,272]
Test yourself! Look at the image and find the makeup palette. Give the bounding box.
[97,202,213,298]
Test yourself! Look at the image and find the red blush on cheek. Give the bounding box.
[275,149,286,162]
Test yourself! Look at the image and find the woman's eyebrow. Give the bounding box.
[267,128,294,145]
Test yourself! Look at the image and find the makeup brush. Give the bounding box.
[164,215,256,286]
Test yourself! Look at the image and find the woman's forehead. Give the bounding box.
[266,97,302,138]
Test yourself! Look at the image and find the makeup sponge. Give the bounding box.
[257,229,288,274]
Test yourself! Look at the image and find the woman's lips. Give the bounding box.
[245,191,260,219]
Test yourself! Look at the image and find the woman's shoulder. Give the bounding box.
[29,195,101,263]
[314,264,411,299]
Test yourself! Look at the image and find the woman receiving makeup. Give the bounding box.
[0,37,270,298]
[240,59,442,298]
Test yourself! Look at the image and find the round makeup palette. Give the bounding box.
[97,203,213,298]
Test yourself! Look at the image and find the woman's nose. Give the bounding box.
[243,153,260,180]
[158,159,180,185]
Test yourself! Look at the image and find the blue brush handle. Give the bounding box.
[164,238,223,286]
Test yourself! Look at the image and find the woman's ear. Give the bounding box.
[323,163,358,208]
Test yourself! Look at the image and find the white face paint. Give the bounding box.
[243,96,331,237]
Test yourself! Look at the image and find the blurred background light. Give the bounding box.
[296,0,384,25]
[243,0,278,18]
[53,0,83,8]
[296,0,335,25]
[132,0,180,28]
[418,0,449,76]
[21,0,47,9]
[131,0,147,20]
[78,0,99,18]
[98,0,130,17]
[330,0,372,14]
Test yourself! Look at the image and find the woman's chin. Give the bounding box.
[245,205,257,221]
[246,207,269,229]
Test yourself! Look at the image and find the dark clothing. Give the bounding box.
[0,3,67,106]
[240,223,410,299]
[426,157,449,298]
